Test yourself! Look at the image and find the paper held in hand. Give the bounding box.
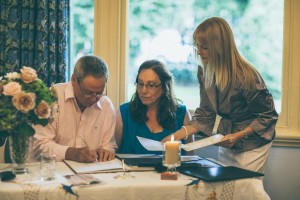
[137,134,229,152]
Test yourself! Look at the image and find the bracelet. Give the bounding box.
[182,126,188,140]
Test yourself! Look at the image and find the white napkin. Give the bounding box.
[68,174,101,186]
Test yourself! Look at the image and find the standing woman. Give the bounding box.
[115,60,194,155]
[163,17,278,172]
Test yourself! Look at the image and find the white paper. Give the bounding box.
[64,159,123,174]
[137,134,226,152]
[182,134,225,151]
[137,136,164,151]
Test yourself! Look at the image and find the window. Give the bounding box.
[69,0,94,79]
[127,0,283,112]
[91,0,300,146]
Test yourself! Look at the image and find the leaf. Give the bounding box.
[16,123,35,137]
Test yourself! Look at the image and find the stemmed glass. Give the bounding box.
[114,159,135,180]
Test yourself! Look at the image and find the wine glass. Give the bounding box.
[114,159,135,180]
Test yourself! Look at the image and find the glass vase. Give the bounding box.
[9,131,32,174]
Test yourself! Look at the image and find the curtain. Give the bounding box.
[0,0,69,85]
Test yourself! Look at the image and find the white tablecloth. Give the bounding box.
[0,162,270,200]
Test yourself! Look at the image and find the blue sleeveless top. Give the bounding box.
[118,102,188,155]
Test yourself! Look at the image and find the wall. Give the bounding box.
[264,146,300,200]
[195,145,300,200]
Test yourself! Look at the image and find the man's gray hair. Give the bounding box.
[74,55,109,83]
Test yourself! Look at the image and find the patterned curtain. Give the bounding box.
[0,0,69,86]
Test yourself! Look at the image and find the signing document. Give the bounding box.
[64,159,123,174]
[137,134,230,152]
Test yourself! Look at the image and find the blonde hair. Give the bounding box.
[193,17,257,91]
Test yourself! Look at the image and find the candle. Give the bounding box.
[164,135,180,165]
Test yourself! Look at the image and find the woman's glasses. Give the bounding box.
[135,82,161,90]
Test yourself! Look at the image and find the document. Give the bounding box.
[181,134,227,151]
[136,136,163,151]
[137,134,229,152]
[64,159,123,174]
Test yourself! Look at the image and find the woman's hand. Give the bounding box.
[161,125,198,143]
[216,131,245,148]
[161,129,184,143]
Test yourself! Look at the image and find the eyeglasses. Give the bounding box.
[135,82,162,90]
[77,82,106,99]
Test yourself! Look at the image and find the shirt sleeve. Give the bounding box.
[97,97,117,151]
[190,66,216,136]
[32,118,69,161]
[243,74,278,138]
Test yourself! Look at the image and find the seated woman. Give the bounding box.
[115,60,194,155]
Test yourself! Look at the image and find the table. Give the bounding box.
[0,161,270,200]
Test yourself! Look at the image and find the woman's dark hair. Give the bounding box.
[130,60,178,130]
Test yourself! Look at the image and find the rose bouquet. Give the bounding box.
[0,66,57,146]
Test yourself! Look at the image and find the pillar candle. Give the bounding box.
[165,136,180,165]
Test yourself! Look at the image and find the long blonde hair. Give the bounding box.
[193,17,257,91]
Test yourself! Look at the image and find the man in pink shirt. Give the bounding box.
[33,55,116,163]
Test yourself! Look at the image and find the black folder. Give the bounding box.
[179,166,264,182]
[123,157,162,167]
[116,154,202,167]
[116,154,162,167]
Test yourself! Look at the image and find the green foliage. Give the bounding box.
[171,68,198,86]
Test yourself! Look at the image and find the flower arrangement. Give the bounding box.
[0,66,57,146]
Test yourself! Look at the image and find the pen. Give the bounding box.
[81,134,98,162]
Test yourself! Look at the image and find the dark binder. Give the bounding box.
[179,166,264,182]
[116,154,202,167]
[116,154,162,167]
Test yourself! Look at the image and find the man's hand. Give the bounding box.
[65,147,98,163]
[96,148,115,162]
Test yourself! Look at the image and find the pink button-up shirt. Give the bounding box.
[32,82,117,161]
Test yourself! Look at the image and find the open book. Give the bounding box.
[64,159,123,174]
[137,134,231,152]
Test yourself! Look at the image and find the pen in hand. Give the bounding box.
[81,134,98,162]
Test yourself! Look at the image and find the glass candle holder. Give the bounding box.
[163,138,181,172]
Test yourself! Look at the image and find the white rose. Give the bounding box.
[5,72,21,80]
[20,66,38,83]
[2,81,22,96]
